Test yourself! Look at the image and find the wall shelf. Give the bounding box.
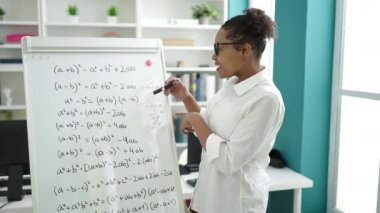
[0,44,22,49]
[163,46,213,51]
[166,67,216,73]
[170,101,208,113]
[0,64,24,72]
[0,105,27,110]
[141,24,220,30]
[0,21,39,26]
[45,22,137,28]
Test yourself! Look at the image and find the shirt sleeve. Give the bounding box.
[205,94,284,174]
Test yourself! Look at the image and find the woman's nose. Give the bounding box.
[212,53,217,61]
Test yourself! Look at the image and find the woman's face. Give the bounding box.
[212,28,246,79]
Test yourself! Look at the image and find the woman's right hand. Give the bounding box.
[164,77,192,102]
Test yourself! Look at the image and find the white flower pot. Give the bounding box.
[68,15,79,23]
[199,16,210,25]
[107,16,118,24]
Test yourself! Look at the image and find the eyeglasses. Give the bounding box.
[213,42,242,56]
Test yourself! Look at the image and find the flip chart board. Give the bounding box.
[22,37,184,213]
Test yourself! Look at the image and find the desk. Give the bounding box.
[0,195,32,213]
[0,167,312,213]
[181,166,313,213]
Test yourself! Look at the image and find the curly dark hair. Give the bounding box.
[222,8,276,59]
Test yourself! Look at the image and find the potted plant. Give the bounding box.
[191,3,219,25]
[67,5,79,23]
[107,5,118,23]
[0,7,5,21]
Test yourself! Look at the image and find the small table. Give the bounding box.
[180,166,313,213]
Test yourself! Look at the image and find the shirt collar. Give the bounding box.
[225,70,268,96]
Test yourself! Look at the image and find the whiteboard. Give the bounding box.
[22,37,184,213]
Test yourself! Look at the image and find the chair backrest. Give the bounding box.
[187,132,202,166]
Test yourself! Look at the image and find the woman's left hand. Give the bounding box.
[180,113,195,134]
[180,112,212,148]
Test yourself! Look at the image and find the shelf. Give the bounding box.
[0,64,24,72]
[0,21,39,26]
[0,44,22,49]
[171,101,207,107]
[142,24,220,30]
[0,105,26,110]
[176,143,187,148]
[163,46,213,51]
[170,101,207,113]
[166,66,216,73]
[45,22,137,28]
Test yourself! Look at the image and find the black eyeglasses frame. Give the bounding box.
[213,42,242,56]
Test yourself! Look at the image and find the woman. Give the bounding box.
[165,8,285,213]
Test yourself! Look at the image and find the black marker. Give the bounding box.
[153,82,174,95]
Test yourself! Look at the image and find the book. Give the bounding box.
[174,113,187,143]
[161,38,194,46]
[206,74,216,101]
[189,73,197,96]
[195,74,206,101]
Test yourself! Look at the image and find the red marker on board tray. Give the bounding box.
[153,82,174,95]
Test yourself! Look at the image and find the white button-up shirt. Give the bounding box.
[190,71,285,213]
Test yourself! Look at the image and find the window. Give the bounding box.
[249,0,275,79]
[328,0,380,212]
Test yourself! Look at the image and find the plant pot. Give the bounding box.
[0,16,3,21]
[68,15,79,23]
[107,16,118,24]
[198,16,210,25]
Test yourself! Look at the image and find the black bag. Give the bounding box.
[269,149,287,168]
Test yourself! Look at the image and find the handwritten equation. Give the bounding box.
[56,145,144,159]
[53,169,174,196]
[57,134,138,146]
[55,120,128,131]
[53,64,136,75]
[55,155,160,175]
[63,95,139,106]
[57,108,127,118]
[57,193,177,212]
[54,81,137,93]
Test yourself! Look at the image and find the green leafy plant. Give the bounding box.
[108,6,117,17]
[0,7,5,16]
[67,5,78,16]
[191,3,219,21]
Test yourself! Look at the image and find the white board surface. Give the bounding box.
[22,37,184,213]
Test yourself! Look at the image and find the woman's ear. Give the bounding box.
[242,43,253,57]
